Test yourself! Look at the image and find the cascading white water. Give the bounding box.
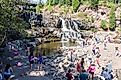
[73,20,80,32]
[59,17,83,47]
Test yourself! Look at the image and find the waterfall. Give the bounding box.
[59,17,84,47]
[73,20,80,32]
[59,17,68,31]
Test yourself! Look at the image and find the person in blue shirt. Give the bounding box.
[4,64,15,80]
[79,69,89,80]
[38,54,43,70]
[101,68,113,80]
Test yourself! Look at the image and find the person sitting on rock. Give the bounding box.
[101,68,113,80]
[4,64,15,80]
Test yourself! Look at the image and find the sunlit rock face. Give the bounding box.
[27,0,47,4]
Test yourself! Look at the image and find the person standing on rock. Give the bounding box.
[28,53,34,69]
[95,56,101,68]
[106,60,112,73]
[80,58,85,70]
[76,59,81,72]
[38,53,43,70]
[79,69,89,80]
[92,44,96,55]
[70,50,73,62]
[87,64,96,80]
[104,37,108,50]
[95,47,101,57]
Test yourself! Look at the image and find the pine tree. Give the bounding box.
[109,7,116,31]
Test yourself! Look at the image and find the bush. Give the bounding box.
[101,20,108,31]
[106,2,115,8]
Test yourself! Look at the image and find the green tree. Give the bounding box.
[101,20,108,31]
[0,0,28,45]
[72,0,80,12]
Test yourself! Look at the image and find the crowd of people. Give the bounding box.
[64,32,121,80]
[0,32,121,80]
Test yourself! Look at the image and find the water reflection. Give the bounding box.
[38,41,78,55]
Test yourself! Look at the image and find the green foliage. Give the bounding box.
[36,3,44,14]
[109,7,116,31]
[0,0,29,42]
[65,0,72,5]
[52,0,59,5]
[106,2,115,8]
[59,0,65,5]
[48,5,53,11]
[101,20,108,30]
[72,0,80,12]
[90,0,99,8]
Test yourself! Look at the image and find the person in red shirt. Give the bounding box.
[76,60,81,72]
[87,64,96,80]
[66,69,73,80]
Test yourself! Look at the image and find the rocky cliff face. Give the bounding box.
[41,5,121,29]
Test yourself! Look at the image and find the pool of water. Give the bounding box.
[38,41,78,55]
